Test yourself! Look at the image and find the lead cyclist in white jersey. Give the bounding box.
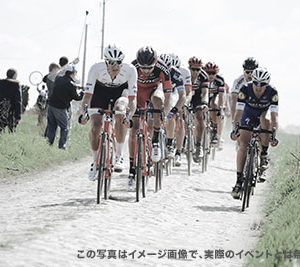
[79,44,137,180]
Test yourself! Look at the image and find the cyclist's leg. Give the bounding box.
[210,96,219,143]
[175,110,185,165]
[88,113,104,180]
[232,129,251,198]
[259,112,271,171]
[150,89,164,162]
[128,115,139,187]
[114,96,129,172]
[193,109,204,161]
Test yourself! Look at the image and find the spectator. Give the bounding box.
[0,68,22,133]
[43,63,60,99]
[46,65,83,149]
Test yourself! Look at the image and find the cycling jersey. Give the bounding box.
[178,66,192,87]
[208,74,225,96]
[191,69,209,109]
[132,58,172,108]
[170,66,184,93]
[237,83,278,127]
[85,62,137,109]
[231,74,247,94]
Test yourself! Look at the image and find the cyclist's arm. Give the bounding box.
[233,89,247,127]
[231,93,238,121]
[201,87,208,105]
[175,89,186,111]
[270,91,279,130]
[218,91,224,108]
[128,96,136,119]
[161,71,173,114]
[126,64,138,119]
[80,64,97,113]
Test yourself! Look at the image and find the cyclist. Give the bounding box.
[188,57,209,163]
[128,46,172,187]
[231,57,259,122]
[204,62,226,145]
[170,53,192,166]
[230,67,278,199]
[79,44,137,180]
[159,54,186,160]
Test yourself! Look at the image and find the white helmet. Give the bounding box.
[159,53,172,68]
[169,53,181,68]
[104,44,125,62]
[252,67,271,84]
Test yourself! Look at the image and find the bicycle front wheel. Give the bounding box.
[97,133,107,205]
[136,134,143,202]
[242,149,254,211]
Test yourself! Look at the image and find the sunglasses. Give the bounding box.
[139,64,155,70]
[106,59,122,66]
[190,67,201,72]
[253,81,268,87]
[244,70,253,74]
[207,71,216,75]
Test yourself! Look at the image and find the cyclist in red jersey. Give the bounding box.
[128,46,172,186]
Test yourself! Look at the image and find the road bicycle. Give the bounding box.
[133,108,153,202]
[234,124,276,212]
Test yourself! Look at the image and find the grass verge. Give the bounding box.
[247,132,300,267]
[0,112,91,178]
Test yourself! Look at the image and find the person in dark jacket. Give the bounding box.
[0,68,22,133]
[46,65,83,149]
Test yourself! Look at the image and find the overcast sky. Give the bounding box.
[0,0,299,127]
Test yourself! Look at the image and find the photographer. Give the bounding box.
[46,65,83,149]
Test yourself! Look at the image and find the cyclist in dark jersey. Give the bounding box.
[188,57,209,163]
[204,62,226,146]
[230,67,279,199]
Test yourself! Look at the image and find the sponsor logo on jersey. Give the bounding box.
[239,92,246,100]
[272,94,278,102]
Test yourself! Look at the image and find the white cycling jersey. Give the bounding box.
[85,62,137,97]
[231,74,248,94]
[179,66,192,87]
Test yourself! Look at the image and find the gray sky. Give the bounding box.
[0,0,299,127]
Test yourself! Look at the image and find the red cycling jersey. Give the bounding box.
[132,59,172,108]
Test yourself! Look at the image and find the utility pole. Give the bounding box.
[100,0,106,59]
[82,11,89,88]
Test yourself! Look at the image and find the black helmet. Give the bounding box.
[136,46,157,66]
[243,57,259,70]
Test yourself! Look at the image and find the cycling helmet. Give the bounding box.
[188,56,202,67]
[204,62,219,73]
[136,46,157,66]
[243,57,259,70]
[104,44,125,62]
[159,54,173,68]
[169,53,181,68]
[252,67,271,84]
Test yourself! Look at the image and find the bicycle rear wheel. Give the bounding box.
[97,133,106,204]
